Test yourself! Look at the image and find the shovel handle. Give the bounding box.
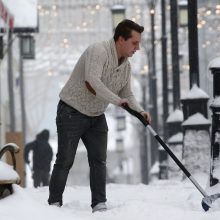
[122,104,208,197]
[122,104,149,126]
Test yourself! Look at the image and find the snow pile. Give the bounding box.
[209,57,220,68]
[183,129,210,174]
[168,132,183,144]
[0,161,19,181]
[182,113,210,126]
[2,0,38,28]
[181,84,209,99]
[210,96,220,107]
[1,177,220,220]
[167,109,183,123]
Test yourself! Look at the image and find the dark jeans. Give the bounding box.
[48,100,108,208]
[33,170,50,188]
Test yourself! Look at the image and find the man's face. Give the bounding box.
[119,30,141,58]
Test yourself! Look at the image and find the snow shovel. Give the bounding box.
[122,104,220,211]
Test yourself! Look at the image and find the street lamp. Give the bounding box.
[116,138,124,153]
[0,36,3,59]
[21,35,35,59]
[179,0,188,27]
[116,115,126,131]
[111,4,126,30]
[147,0,159,167]
[140,67,150,184]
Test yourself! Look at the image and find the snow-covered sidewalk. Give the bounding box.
[1,175,220,220]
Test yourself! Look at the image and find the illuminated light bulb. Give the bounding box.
[150,9,155,14]
[136,8,141,14]
[206,10,211,16]
[197,23,203,29]
[95,4,100,10]
[48,70,53,76]
[143,65,149,72]
[90,10,95,15]
[132,17,136,22]
[52,5,57,10]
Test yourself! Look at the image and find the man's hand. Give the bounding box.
[140,111,151,124]
[118,98,129,106]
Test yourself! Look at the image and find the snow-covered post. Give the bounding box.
[209,57,220,186]
[181,85,210,176]
[166,109,183,179]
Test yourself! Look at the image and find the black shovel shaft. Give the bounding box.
[122,104,208,197]
[122,105,190,177]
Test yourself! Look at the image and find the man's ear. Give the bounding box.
[118,36,125,43]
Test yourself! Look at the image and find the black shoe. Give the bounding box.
[48,201,62,207]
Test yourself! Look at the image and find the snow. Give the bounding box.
[168,132,183,144]
[183,129,210,174]
[1,0,37,28]
[1,176,220,220]
[182,113,211,126]
[209,57,220,69]
[1,143,20,152]
[149,161,159,174]
[111,4,126,10]
[166,109,183,123]
[181,84,209,99]
[0,161,19,181]
[179,0,187,6]
[0,143,20,182]
[210,96,220,107]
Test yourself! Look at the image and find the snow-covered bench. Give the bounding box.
[0,143,20,199]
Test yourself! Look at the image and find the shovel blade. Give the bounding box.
[201,193,220,211]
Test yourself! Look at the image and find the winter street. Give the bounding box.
[1,174,220,220]
[1,1,220,219]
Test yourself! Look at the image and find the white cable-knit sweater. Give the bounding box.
[59,38,144,116]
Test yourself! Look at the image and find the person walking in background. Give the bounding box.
[48,19,151,212]
[24,129,53,188]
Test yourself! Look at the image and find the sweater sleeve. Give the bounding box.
[118,72,144,113]
[84,44,120,105]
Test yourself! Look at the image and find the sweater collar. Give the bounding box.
[109,38,128,67]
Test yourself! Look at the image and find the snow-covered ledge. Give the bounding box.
[209,57,220,69]
[1,0,38,30]
[181,84,209,100]
[166,109,183,123]
[0,161,20,184]
[0,143,20,184]
[168,132,183,145]
[166,109,184,141]
[210,96,220,107]
[182,113,211,127]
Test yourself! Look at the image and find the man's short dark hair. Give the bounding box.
[113,19,144,41]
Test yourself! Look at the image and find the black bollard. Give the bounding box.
[209,61,220,186]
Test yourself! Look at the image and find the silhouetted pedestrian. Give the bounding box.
[24,129,53,187]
